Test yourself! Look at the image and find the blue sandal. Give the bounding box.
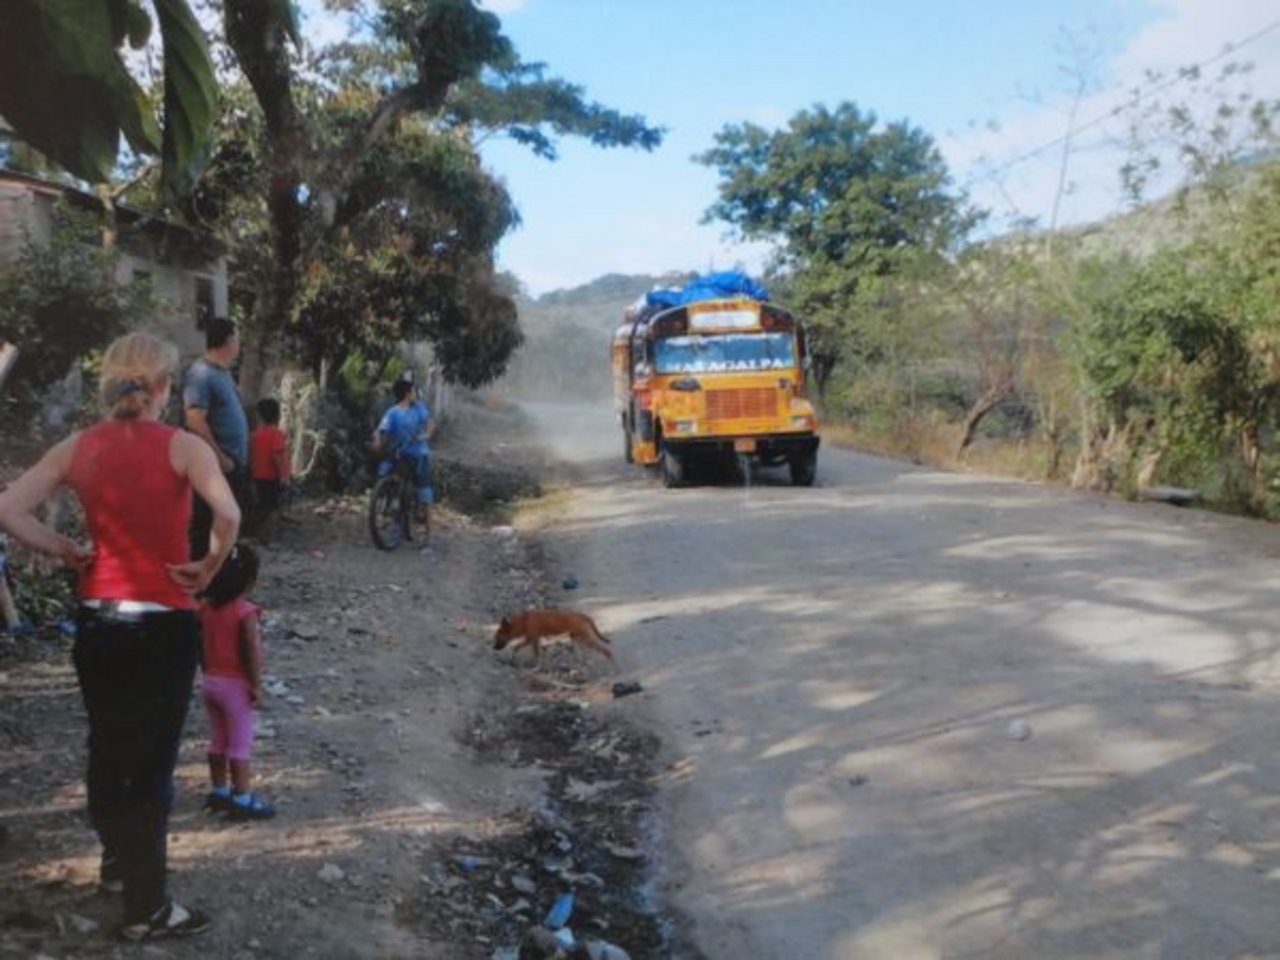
[226,792,276,821]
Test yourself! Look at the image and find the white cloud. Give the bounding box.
[1118,0,1280,76]
[478,0,529,14]
[942,0,1280,232]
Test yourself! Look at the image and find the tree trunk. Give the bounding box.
[224,0,305,403]
[956,379,1011,457]
[1241,422,1265,516]
[1044,422,1063,480]
[1072,402,1116,491]
[1135,448,1163,490]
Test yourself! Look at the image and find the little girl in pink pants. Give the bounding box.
[199,545,274,820]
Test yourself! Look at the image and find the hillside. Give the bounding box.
[515,270,694,336]
[501,271,694,399]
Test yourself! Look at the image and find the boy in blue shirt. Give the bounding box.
[373,374,436,534]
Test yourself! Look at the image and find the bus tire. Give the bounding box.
[661,445,684,488]
[623,429,633,464]
[790,451,817,487]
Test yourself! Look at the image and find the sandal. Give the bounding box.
[119,901,211,941]
[226,792,276,821]
[202,790,233,814]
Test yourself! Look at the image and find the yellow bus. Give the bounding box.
[612,294,819,486]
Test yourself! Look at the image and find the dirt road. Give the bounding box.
[523,401,1280,960]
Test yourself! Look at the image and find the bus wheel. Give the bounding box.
[661,445,684,488]
[623,429,633,464]
[790,451,817,487]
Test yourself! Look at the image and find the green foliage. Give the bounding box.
[0,0,217,198]
[427,270,524,388]
[700,104,966,261]
[1069,163,1280,511]
[699,102,976,391]
[152,0,220,198]
[284,83,524,382]
[0,205,153,392]
[450,64,664,160]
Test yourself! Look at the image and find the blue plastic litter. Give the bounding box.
[56,619,77,638]
[544,891,574,929]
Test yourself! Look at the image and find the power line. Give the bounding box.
[960,16,1280,191]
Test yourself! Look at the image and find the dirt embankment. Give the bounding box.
[0,398,689,960]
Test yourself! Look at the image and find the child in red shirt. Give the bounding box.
[200,544,275,820]
[249,398,290,536]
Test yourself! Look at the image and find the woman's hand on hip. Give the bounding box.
[57,537,94,573]
[167,556,219,593]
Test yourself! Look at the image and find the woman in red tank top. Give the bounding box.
[0,332,240,940]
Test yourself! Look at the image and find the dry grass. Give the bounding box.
[824,415,1067,485]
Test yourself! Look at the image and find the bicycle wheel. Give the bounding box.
[369,473,407,550]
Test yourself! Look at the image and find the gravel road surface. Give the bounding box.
[524,400,1280,960]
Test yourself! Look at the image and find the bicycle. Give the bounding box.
[368,449,428,551]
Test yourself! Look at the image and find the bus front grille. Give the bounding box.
[705,388,778,421]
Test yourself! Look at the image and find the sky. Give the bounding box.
[302,0,1280,296]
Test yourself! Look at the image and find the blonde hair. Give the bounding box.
[99,332,179,419]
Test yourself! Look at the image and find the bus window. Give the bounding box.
[653,332,794,374]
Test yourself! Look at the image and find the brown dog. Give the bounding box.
[493,609,615,669]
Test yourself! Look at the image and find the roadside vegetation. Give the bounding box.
[694,68,1280,517]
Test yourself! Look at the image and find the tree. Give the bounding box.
[0,0,220,198]
[221,0,662,398]
[945,246,1037,456]
[698,102,975,396]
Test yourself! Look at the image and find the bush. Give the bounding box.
[0,204,153,396]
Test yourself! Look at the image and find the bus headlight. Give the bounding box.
[790,415,813,429]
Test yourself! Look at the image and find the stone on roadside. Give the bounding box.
[318,863,345,883]
[587,941,631,960]
[510,873,537,896]
[1005,718,1032,741]
[603,843,645,862]
[65,913,98,934]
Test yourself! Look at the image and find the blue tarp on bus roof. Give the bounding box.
[644,271,768,310]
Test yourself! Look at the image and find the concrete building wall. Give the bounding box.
[0,173,229,361]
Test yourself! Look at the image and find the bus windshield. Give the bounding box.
[653,332,795,374]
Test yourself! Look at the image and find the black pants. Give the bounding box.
[190,466,249,559]
[72,607,200,923]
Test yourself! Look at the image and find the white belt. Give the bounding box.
[81,599,177,613]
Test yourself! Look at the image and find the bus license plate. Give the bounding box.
[734,439,757,453]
